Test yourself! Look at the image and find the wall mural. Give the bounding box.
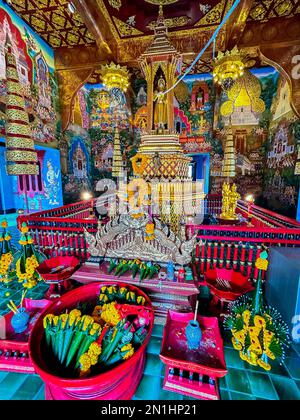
[0,1,60,146]
[259,77,300,217]
[3,144,63,212]
[62,83,135,203]
[59,63,299,217]
[212,67,281,200]
[0,1,63,214]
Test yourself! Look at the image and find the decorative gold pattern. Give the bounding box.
[7,164,39,176]
[113,17,144,37]
[108,0,122,9]
[221,70,266,116]
[213,46,246,86]
[8,0,96,48]
[147,16,190,30]
[100,62,131,92]
[5,109,29,122]
[6,125,31,136]
[5,43,38,175]
[220,182,241,220]
[195,0,227,26]
[248,0,299,22]
[144,0,178,4]
[6,151,38,163]
[222,124,236,178]
[5,138,35,149]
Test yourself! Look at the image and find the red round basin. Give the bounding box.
[29,282,154,400]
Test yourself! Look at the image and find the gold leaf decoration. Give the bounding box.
[113,16,144,37]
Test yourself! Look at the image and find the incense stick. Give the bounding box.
[194,300,199,323]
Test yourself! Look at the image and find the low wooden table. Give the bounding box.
[72,262,199,322]
[160,311,227,400]
[0,299,50,374]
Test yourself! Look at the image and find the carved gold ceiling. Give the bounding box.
[247,0,300,22]
[7,0,96,48]
[99,0,233,40]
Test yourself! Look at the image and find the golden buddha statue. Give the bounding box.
[220,182,241,220]
[221,182,231,219]
[228,184,241,219]
[154,76,168,130]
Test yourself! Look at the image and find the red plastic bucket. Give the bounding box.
[29,282,154,400]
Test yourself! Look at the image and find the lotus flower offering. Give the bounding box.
[108,259,161,281]
[15,223,46,289]
[0,220,16,283]
[224,252,291,371]
[42,285,153,378]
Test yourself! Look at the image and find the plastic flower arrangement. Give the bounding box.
[0,220,16,283]
[108,258,160,281]
[224,251,291,371]
[43,286,151,378]
[15,222,45,289]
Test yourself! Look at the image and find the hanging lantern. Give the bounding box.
[100,62,131,92]
[213,46,248,91]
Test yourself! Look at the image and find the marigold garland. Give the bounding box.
[131,153,150,176]
[0,220,15,282]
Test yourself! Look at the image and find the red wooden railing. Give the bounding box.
[187,224,300,280]
[18,198,300,279]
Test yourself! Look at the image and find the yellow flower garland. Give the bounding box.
[131,153,149,176]
[0,252,13,277]
[101,302,121,326]
[16,255,39,288]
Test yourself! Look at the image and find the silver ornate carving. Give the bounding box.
[84,213,196,266]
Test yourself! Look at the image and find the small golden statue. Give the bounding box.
[220,182,241,220]
[154,76,168,131]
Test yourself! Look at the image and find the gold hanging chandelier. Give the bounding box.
[213,46,248,90]
[100,62,131,92]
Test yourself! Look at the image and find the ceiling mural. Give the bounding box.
[247,0,300,22]
[6,0,96,48]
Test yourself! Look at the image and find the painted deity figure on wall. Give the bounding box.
[44,160,60,206]
[154,76,168,130]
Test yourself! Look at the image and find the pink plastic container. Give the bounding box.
[29,282,154,400]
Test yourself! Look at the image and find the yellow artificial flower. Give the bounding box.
[60,314,69,329]
[69,309,81,318]
[43,314,55,329]
[88,342,102,358]
[121,344,134,360]
[79,354,92,373]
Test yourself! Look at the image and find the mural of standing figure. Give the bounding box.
[44,160,60,205]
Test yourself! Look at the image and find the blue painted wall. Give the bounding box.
[0,144,63,213]
[0,143,15,213]
[188,153,210,194]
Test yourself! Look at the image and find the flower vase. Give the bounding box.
[185,320,202,350]
[11,308,30,334]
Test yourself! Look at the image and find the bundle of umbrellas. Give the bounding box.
[43,288,150,378]
[108,259,160,281]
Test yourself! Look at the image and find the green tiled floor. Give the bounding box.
[0,282,299,400]
[0,281,49,317]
